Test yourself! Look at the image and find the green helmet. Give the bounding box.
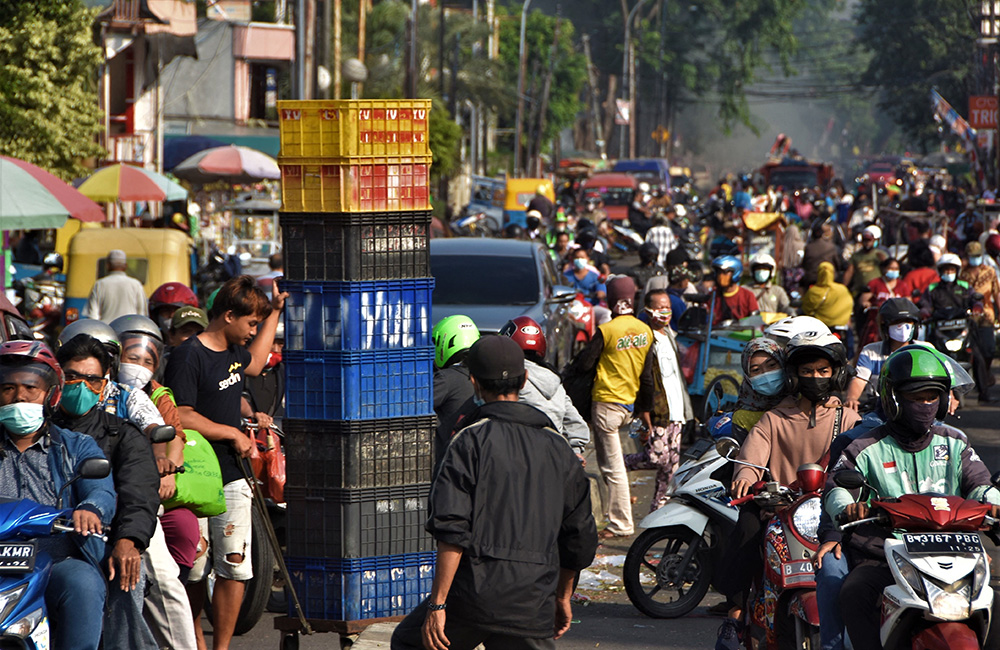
[432,315,480,368]
[879,345,951,422]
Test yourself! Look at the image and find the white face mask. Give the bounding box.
[888,322,914,343]
[753,269,771,284]
[117,363,153,390]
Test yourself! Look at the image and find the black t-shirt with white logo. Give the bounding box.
[165,336,252,484]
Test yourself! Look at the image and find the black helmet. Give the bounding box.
[575,229,597,250]
[503,223,525,239]
[42,252,63,272]
[878,298,920,344]
[639,242,659,265]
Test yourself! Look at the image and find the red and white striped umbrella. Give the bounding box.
[172,145,280,185]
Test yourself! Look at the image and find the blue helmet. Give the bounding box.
[712,255,743,284]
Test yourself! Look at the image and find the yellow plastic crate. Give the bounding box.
[280,156,433,213]
[278,100,432,158]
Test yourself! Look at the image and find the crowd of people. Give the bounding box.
[0,255,286,650]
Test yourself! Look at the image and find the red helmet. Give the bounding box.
[499,316,547,360]
[149,282,198,313]
[0,340,64,411]
[986,234,1000,258]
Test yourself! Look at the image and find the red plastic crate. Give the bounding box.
[280,156,432,213]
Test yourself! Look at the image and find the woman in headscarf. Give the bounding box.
[731,337,787,444]
[781,223,806,293]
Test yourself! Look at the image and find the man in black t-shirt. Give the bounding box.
[164,275,286,650]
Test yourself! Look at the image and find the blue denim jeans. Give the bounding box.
[46,558,106,650]
[104,563,158,650]
[816,552,849,650]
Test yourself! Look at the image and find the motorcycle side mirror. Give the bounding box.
[833,469,867,490]
[548,285,577,305]
[57,457,112,509]
[148,425,176,444]
[715,436,740,460]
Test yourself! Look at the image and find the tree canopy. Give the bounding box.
[0,0,104,180]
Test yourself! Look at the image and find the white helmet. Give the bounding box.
[863,224,882,240]
[749,252,776,269]
[937,252,962,269]
[765,316,832,348]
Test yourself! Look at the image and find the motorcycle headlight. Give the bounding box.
[945,339,964,352]
[927,578,972,621]
[973,556,989,595]
[790,497,822,544]
[891,552,926,599]
[0,584,26,627]
[4,607,42,638]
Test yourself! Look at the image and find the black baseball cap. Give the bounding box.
[466,336,525,381]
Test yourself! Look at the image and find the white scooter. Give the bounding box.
[623,423,739,618]
[835,470,998,649]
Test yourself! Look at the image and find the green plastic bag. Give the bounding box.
[162,429,227,517]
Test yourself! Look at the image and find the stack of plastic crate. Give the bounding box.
[277,99,436,623]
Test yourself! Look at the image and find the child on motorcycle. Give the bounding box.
[824,345,1000,650]
[715,332,859,650]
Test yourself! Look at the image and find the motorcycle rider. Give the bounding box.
[825,346,1000,650]
[52,334,162,650]
[564,248,607,306]
[715,332,859,650]
[747,253,791,315]
[921,252,994,402]
[730,337,788,445]
[527,184,554,221]
[802,261,854,353]
[842,225,887,298]
[0,340,116,650]
[644,212,678,266]
[627,243,666,304]
[844,298,927,412]
[432,315,480,465]
[710,256,760,326]
[499,316,589,462]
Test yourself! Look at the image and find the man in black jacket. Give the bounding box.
[392,336,598,650]
[53,334,160,649]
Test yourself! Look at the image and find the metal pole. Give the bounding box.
[333,0,341,98]
[514,0,532,177]
[619,0,646,160]
[296,0,306,97]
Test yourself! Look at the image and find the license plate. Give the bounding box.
[0,542,35,572]
[781,559,815,587]
[939,319,966,329]
[902,532,983,554]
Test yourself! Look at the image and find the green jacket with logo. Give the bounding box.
[824,423,999,559]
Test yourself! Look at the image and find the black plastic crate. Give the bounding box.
[285,484,434,558]
[281,211,431,281]
[283,417,435,489]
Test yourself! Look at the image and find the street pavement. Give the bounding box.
[220,388,1000,650]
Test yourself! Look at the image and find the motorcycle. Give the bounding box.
[623,429,738,618]
[567,292,595,356]
[927,307,973,370]
[719,438,824,650]
[835,470,998,649]
[0,456,111,648]
[449,212,497,237]
[609,222,644,253]
[13,278,64,348]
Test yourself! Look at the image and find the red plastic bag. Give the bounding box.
[679,341,699,385]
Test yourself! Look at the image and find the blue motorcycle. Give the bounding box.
[0,457,110,648]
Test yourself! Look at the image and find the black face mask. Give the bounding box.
[895,398,939,439]
[798,376,832,404]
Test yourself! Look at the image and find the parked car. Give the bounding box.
[430,238,576,369]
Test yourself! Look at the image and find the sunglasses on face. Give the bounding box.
[63,371,107,395]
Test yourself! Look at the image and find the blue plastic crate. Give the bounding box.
[283,279,433,351]
[284,348,434,420]
[286,553,435,621]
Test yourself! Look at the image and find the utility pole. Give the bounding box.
[407,0,418,97]
[333,0,341,98]
[619,0,646,160]
[513,0,533,177]
[582,34,605,158]
[534,17,561,176]
[439,1,446,99]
